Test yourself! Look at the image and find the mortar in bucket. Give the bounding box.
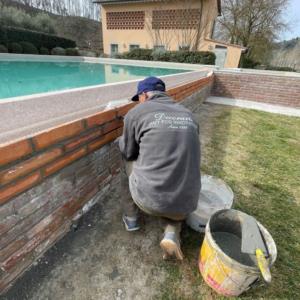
[186,175,234,232]
[199,209,277,297]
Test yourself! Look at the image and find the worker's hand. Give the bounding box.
[114,136,121,146]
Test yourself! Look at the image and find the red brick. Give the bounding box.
[0,238,28,263]
[0,148,63,185]
[0,140,33,167]
[32,121,84,150]
[0,201,14,220]
[167,86,183,96]
[116,127,123,136]
[61,184,99,218]
[88,130,119,152]
[86,109,117,128]
[0,172,41,206]
[1,213,65,271]
[34,220,70,256]
[116,103,137,117]
[43,147,86,177]
[0,215,20,236]
[65,129,102,151]
[102,119,123,135]
[0,251,34,294]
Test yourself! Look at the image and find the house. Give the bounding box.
[93,0,246,68]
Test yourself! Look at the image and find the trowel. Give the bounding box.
[241,214,272,283]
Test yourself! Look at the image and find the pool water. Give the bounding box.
[0,61,190,99]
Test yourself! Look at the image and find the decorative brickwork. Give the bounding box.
[106,11,145,30]
[212,71,300,108]
[0,74,213,294]
[152,9,201,30]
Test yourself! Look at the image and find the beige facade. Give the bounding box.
[95,0,245,68]
[202,39,246,68]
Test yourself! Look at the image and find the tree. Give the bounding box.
[216,0,289,61]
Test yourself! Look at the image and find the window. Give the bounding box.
[110,44,119,56]
[179,45,190,51]
[129,44,140,51]
[153,45,165,51]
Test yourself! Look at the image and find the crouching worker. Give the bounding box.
[119,77,201,260]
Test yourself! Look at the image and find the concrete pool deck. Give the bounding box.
[0,63,209,145]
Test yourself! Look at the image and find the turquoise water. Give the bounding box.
[0,61,190,99]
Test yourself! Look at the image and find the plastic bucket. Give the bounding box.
[199,209,277,297]
[186,175,234,232]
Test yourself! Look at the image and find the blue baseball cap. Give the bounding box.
[131,76,166,101]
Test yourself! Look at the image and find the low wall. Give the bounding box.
[212,70,300,108]
[0,74,213,294]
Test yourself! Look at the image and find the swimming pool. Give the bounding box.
[0,61,190,99]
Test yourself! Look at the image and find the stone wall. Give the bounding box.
[212,70,300,108]
[0,74,213,294]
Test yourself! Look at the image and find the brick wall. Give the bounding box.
[212,71,300,108]
[0,74,213,294]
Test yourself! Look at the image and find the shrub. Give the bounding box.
[8,42,23,54]
[0,26,76,50]
[117,48,216,65]
[239,55,259,69]
[122,48,153,61]
[51,47,66,56]
[19,41,39,54]
[65,48,79,56]
[265,65,297,72]
[0,44,8,53]
[39,46,50,55]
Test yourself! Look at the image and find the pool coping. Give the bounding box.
[0,62,211,145]
[0,54,214,103]
[0,53,215,70]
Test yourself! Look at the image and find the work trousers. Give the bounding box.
[120,159,185,234]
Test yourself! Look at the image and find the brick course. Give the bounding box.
[0,140,33,167]
[212,71,300,108]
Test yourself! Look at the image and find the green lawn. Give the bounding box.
[159,105,300,299]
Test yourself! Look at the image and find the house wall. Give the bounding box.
[0,74,214,294]
[101,0,218,54]
[200,40,243,68]
[212,70,300,108]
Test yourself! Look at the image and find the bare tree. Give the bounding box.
[216,0,289,60]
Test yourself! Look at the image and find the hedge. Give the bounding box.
[239,55,259,69]
[8,42,22,54]
[118,48,216,65]
[265,65,297,72]
[51,47,66,56]
[39,47,50,55]
[0,44,8,53]
[0,26,76,50]
[20,41,39,54]
[65,48,79,56]
[119,48,153,61]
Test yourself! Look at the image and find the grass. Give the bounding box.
[158,105,300,299]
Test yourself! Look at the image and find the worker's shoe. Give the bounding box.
[122,215,140,232]
[160,231,184,260]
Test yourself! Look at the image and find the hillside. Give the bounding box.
[270,38,300,71]
[0,0,103,52]
[11,0,100,20]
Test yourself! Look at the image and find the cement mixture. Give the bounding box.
[212,232,257,267]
